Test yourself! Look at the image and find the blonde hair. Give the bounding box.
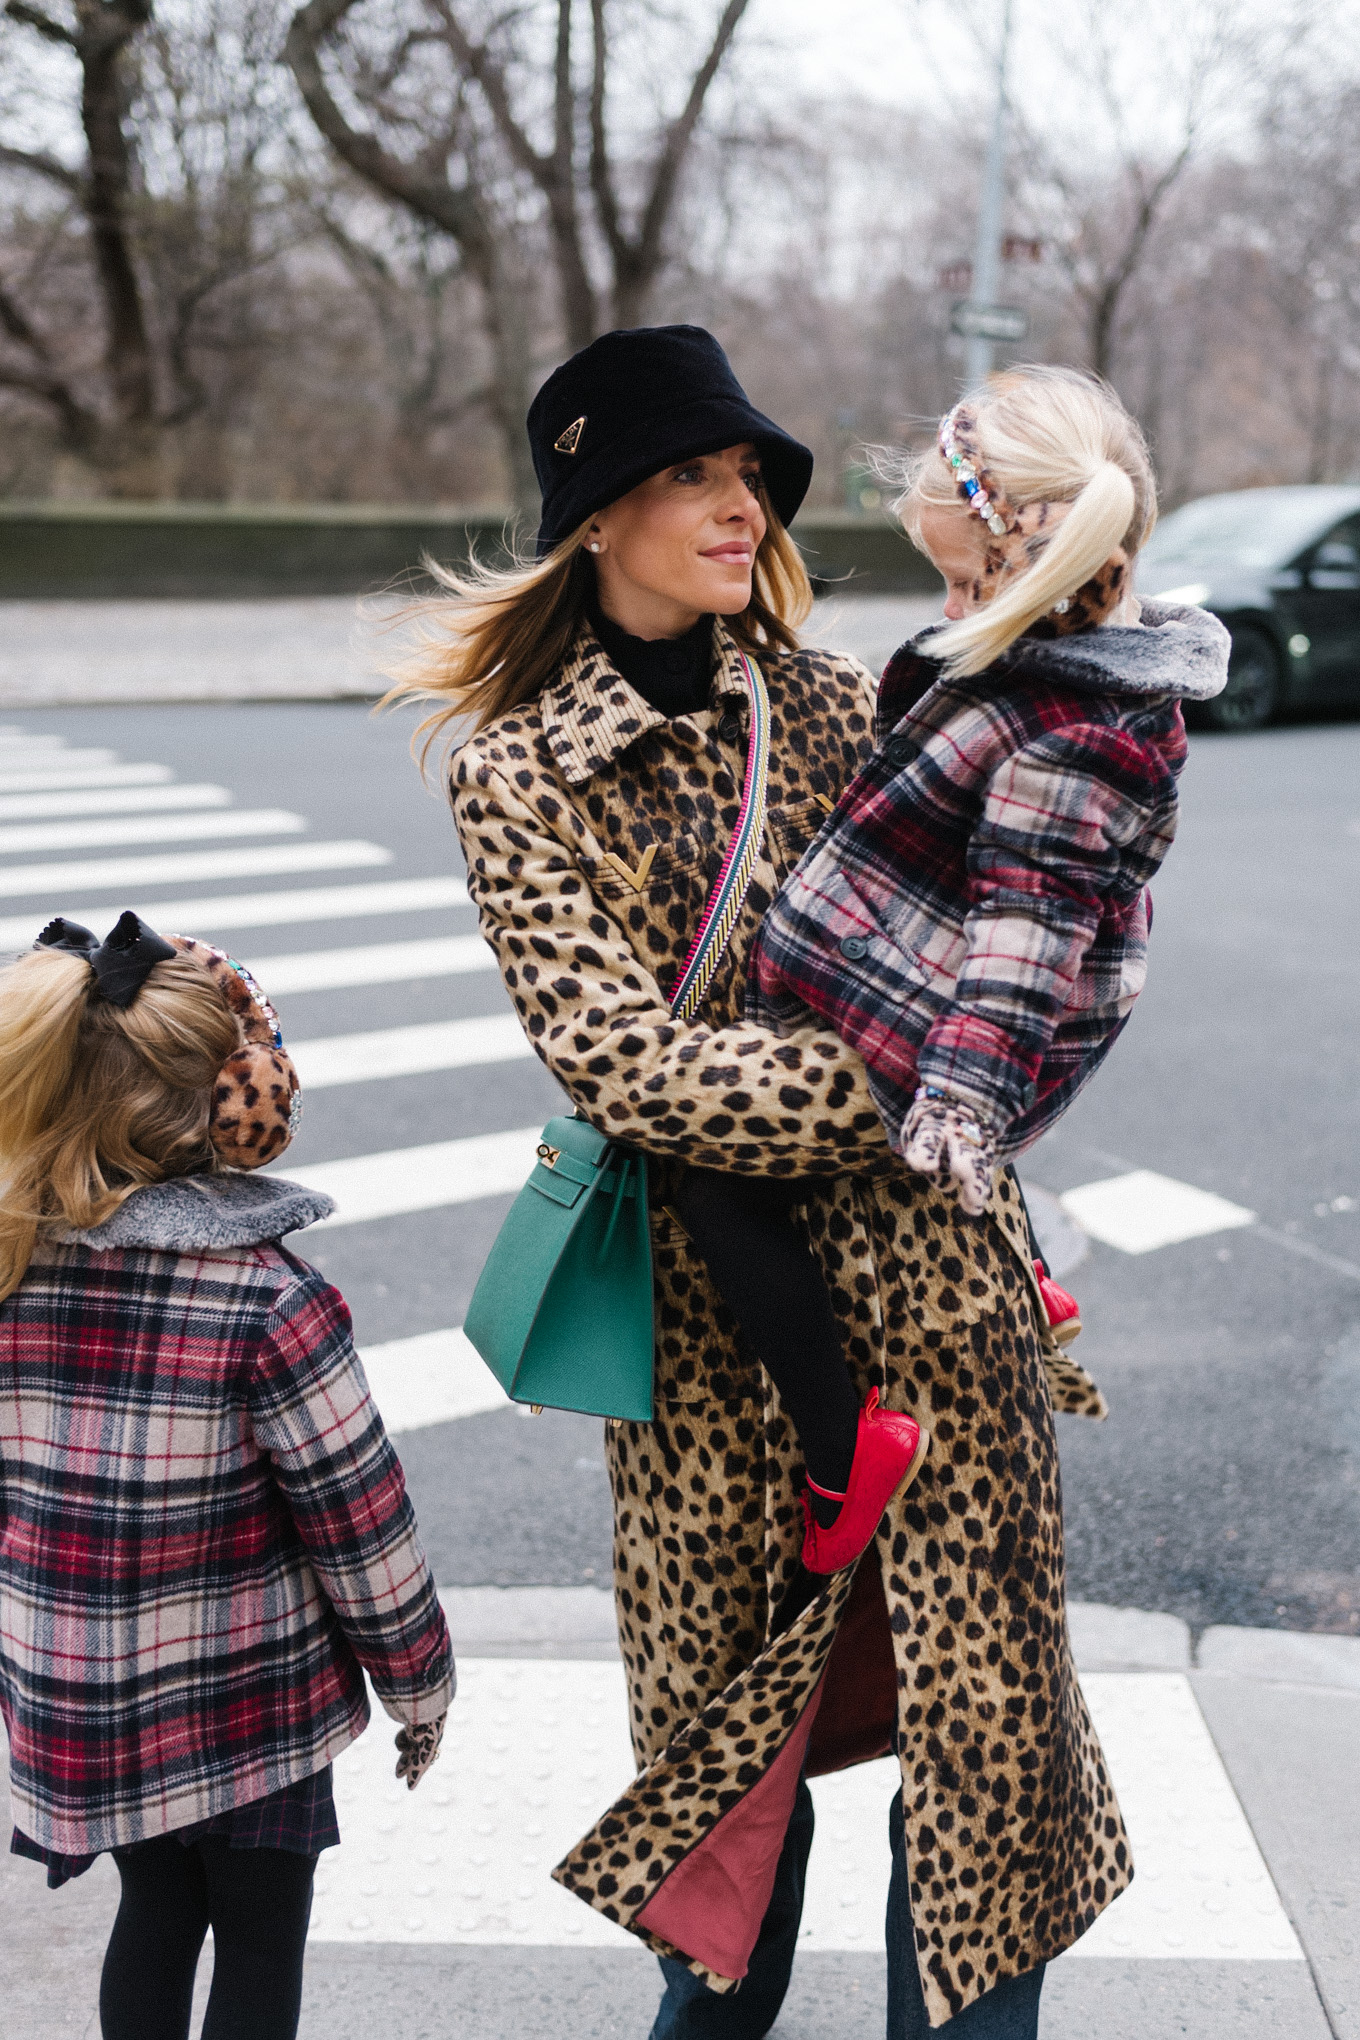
[0,947,239,1300]
[886,366,1157,679]
[381,499,814,761]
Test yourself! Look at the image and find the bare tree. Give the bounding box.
[1007,5,1237,378]
[0,0,156,483]
[0,0,296,493]
[284,0,753,512]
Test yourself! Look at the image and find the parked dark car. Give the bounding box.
[1136,484,1360,730]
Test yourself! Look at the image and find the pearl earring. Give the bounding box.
[588,542,601,554]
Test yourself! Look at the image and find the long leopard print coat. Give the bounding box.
[451,620,1130,2027]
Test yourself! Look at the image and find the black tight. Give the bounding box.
[674,1169,861,1506]
[101,1835,316,2040]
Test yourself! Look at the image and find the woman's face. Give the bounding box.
[588,442,768,639]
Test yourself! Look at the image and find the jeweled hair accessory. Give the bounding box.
[938,403,1019,539]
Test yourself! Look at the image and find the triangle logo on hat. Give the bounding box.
[554,415,586,455]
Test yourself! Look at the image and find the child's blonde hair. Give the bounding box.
[0,946,239,1299]
[886,366,1157,679]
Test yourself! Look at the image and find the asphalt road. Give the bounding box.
[4,696,1357,1633]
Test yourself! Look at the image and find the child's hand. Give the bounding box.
[902,1094,997,1217]
[394,1713,446,1790]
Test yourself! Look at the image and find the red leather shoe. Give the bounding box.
[1035,1261,1082,1347]
[800,1389,930,1574]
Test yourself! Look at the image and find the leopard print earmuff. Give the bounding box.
[938,401,1129,633]
[35,913,301,1170]
[169,935,301,1168]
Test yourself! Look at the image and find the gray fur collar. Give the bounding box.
[53,1173,335,1253]
[912,598,1230,702]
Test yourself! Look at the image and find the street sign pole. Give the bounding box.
[965,0,1014,391]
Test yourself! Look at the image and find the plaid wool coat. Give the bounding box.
[748,599,1230,1155]
[0,1174,454,1858]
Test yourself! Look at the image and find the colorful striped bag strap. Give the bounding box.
[669,651,771,1023]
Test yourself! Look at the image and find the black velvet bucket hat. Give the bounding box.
[529,325,814,556]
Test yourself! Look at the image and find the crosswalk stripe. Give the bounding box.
[0,747,120,769]
[309,1663,1302,1957]
[292,1014,531,1090]
[0,838,392,903]
[0,763,173,794]
[0,782,231,822]
[358,1326,508,1431]
[0,730,74,748]
[284,1125,540,1228]
[243,934,493,995]
[0,806,304,857]
[0,875,469,953]
[1061,1171,1256,1254]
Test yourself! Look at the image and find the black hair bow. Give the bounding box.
[36,911,178,1008]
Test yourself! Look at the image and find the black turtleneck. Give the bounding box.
[590,604,715,718]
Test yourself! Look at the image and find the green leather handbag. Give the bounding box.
[462,651,772,1421]
[463,1113,654,1419]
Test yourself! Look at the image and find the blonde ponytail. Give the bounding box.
[0,947,239,1300]
[887,366,1156,681]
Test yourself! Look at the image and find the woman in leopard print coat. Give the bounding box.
[417,329,1129,2034]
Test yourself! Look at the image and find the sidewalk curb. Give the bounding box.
[440,1587,1360,1688]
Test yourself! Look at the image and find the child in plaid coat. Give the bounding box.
[682,367,1229,1572]
[0,913,454,2040]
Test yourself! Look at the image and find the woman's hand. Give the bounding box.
[901,1091,997,1217]
[395,1713,446,1790]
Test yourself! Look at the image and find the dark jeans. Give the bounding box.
[648,1784,1044,2040]
[100,1834,316,2040]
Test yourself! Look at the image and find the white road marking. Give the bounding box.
[0,782,230,821]
[292,1015,531,1090]
[0,763,173,794]
[359,1326,509,1431]
[309,1664,1302,1958]
[242,934,494,995]
[0,747,120,769]
[1061,1170,1256,1255]
[0,874,468,952]
[1068,1673,1301,1960]
[0,838,392,902]
[313,1660,637,1948]
[0,807,304,856]
[285,1126,542,1229]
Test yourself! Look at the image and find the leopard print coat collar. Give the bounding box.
[541,621,750,787]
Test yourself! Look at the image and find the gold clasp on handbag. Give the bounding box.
[528,1404,544,1416]
[536,1143,561,1168]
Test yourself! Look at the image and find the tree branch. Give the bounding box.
[589,0,624,272]
[4,0,77,47]
[0,141,83,193]
[285,0,496,270]
[0,277,100,449]
[596,0,753,325]
[431,0,597,343]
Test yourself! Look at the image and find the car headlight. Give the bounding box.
[1152,582,1210,606]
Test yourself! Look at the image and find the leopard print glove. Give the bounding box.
[394,1713,446,1791]
[902,1093,998,1217]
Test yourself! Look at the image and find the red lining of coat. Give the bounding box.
[634,1679,826,1980]
[807,1550,898,1776]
